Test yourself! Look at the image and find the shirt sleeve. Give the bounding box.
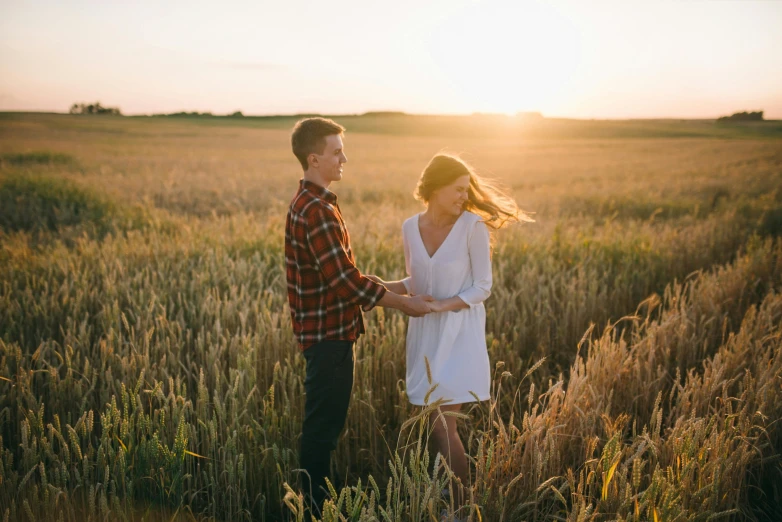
[457,219,492,308]
[401,222,413,294]
[307,204,387,311]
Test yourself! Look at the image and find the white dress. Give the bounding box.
[401,211,492,406]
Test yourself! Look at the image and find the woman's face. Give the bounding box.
[429,175,470,216]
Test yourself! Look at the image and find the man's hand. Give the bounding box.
[365,274,384,285]
[405,295,434,317]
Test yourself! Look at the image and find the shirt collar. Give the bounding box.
[300,179,337,204]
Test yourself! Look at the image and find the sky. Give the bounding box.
[1,0,781,119]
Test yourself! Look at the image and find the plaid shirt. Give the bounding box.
[285,179,387,350]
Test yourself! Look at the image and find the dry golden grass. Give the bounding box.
[0,113,781,521]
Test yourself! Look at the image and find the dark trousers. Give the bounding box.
[300,339,355,513]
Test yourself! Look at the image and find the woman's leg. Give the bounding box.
[429,403,469,504]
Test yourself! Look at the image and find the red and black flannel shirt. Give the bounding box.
[285,179,387,350]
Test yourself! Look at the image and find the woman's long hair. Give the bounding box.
[414,153,534,230]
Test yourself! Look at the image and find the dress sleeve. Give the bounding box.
[457,219,492,308]
[401,221,413,294]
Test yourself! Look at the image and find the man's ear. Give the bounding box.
[307,153,318,169]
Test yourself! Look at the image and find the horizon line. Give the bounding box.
[1,109,777,122]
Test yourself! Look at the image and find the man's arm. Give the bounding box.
[378,291,432,317]
[363,276,431,316]
[307,205,386,310]
[307,205,430,316]
[365,275,408,295]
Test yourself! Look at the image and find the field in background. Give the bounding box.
[1,113,781,521]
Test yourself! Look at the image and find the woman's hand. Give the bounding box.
[426,300,444,313]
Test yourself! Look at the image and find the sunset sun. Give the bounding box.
[425,1,581,115]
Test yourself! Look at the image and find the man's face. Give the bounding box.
[311,134,347,182]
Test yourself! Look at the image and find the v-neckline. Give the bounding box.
[416,211,465,260]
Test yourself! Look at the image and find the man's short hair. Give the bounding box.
[291,117,346,170]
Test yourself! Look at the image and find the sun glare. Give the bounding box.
[427,2,580,115]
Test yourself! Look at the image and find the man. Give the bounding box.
[285,117,431,513]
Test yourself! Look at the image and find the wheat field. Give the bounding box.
[1,113,781,521]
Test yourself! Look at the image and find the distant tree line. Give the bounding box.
[66,104,248,118]
[153,111,245,118]
[717,111,764,123]
[69,102,122,115]
[362,111,407,117]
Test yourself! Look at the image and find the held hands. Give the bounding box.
[425,299,444,313]
[405,294,434,317]
[368,274,440,316]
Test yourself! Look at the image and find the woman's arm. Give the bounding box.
[429,219,493,312]
[427,296,469,313]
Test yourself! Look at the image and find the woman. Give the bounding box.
[373,153,532,507]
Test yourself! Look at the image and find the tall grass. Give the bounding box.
[0,174,156,243]
[3,238,779,521]
[1,114,781,520]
